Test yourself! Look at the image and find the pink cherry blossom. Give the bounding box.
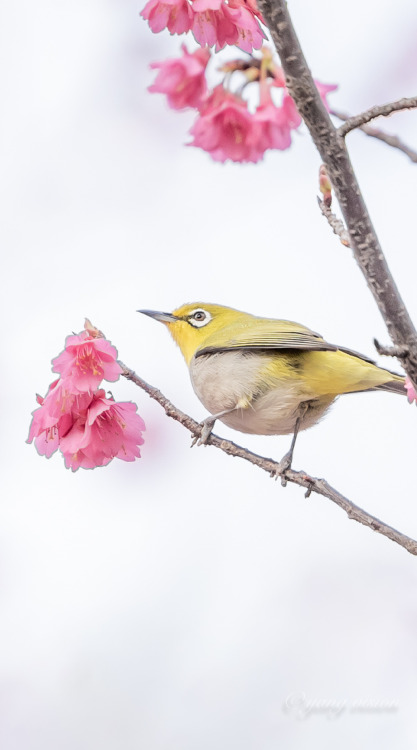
[31,423,61,459]
[242,0,264,21]
[191,0,265,51]
[29,384,146,470]
[189,86,263,163]
[149,45,210,110]
[219,0,266,53]
[52,331,122,393]
[29,324,146,471]
[405,376,417,404]
[253,101,292,154]
[314,79,338,111]
[251,81,301,157]
[191,0,223,47]
[39,378,75,421]
[141,0,193,34]
[60,392,146,471]
[27,380,91,458]
[142,0,266,52]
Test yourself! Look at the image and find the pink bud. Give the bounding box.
[319,164,332,206]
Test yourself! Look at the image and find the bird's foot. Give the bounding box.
[191,417,216,447]
[270,450,293,487]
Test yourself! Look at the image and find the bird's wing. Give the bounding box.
[196,318,377,364]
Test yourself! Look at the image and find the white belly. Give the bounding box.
[190,352,334,436]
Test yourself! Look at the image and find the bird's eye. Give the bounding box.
[188,309,211,327]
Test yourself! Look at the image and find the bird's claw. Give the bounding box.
[270,450,293,487]
[191,418,215,447]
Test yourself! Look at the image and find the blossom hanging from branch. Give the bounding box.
[28,321,146,471]
[149,44,210,109]
[141,0,266,52]
[147,40,337,162]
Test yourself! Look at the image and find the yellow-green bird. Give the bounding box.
[139,303,406,470]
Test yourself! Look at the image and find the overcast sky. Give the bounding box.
[2,1,417,748]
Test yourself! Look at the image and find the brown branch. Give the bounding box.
[120,361,417,556]
[317,196,351,247]
[331,108,417,164]
[373,339,409,359]
[256,0,417,391]
[336,97,417,137]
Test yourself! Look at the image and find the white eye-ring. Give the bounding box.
[188,308,212,328]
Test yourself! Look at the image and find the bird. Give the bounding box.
[139,302,406,472]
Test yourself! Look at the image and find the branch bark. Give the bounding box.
[337,97,417,137]
[331,108,417,163]
[120,362,417,557]
[257,0,417,389]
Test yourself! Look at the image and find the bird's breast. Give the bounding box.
[189,351,334,435]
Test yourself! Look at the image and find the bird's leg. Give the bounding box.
[275,417,302,475]
[191,406,239,447]
[273,403,309,484]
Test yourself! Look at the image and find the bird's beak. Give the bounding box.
[138,309,178,324]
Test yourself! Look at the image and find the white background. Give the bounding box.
[2,0,417,747]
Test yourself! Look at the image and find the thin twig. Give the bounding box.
[331,108,417,164]
[336,97,417,137]
[317,196,351,247]
[374,339,409,359]
[120,361,417,557]
[257,0,417,391]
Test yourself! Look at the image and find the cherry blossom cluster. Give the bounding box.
[148,44,337,163]
[141,0,266,53]
[28,321,145,471]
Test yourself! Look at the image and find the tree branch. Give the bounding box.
[257,0,417,388]
[317,196,351,247]
[373,339,409,359]
[331,108,417,163]
[336,97,417,137]
[120,361,417,556]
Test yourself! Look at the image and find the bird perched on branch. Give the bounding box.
[139,303,406,472]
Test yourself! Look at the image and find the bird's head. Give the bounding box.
[139,302,251,364]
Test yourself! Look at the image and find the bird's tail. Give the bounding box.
[373,377,407,396]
